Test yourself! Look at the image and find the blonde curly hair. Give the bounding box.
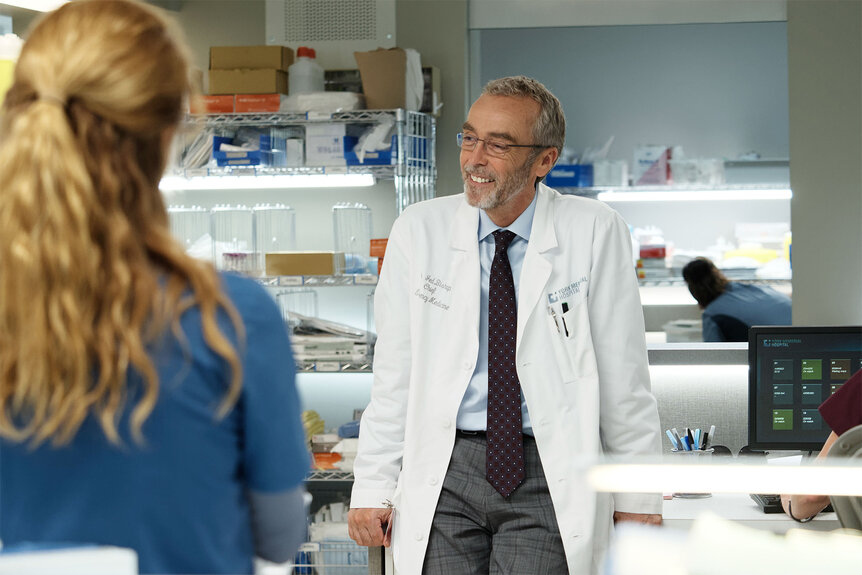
[0,0,243,447]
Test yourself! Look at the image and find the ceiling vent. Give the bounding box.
[266,0,396,69]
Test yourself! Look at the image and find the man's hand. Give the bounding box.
[348,507,394,547]
[613,511,662,526]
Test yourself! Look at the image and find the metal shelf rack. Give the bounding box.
[173,109,436,214]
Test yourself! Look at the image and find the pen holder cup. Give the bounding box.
[670,448,714,499]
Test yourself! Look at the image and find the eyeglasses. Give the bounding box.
[456,132,549,157]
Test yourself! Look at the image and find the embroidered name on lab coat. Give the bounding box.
[415,273,451,310]
[548,276,588,304]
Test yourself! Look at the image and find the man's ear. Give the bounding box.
[535,147,560,179]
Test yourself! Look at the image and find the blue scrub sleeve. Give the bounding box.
[231,279,311,492]
[250,486,309,563]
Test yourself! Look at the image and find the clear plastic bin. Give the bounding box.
[211,205,254,274]
[167,205,211,262]
[332,203,373,274]
[254,203,296,275]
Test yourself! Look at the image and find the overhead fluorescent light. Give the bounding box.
[596,188,792,202]
[159,174,376,192]
[1,0,68,11]
[588,461,862,496]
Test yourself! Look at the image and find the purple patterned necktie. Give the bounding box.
[486,229,525,497]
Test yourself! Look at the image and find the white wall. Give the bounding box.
[787,2,862,325]
[471,22,789,164]
[170,0,266,83]
[469,0,786,29]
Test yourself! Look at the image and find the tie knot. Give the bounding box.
[492,229,517,252]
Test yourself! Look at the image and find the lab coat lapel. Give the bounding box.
[518,185,557,346]
[449,196,482,342]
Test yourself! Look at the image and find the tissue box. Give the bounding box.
[354,47,419,110]
[545,164,594,188]
[343,135,397,165]
[209,45,294,70]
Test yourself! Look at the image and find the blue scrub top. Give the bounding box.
[0,273,310,574]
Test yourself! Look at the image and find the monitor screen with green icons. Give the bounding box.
[748,325,862,451]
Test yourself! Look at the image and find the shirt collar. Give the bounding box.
[477,189,538,242]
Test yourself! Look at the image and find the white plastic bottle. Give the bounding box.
[288,46,324,95]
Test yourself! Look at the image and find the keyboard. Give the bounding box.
[750,493,784,513]
[750,493,834,515]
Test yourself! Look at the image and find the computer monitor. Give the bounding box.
[748,325,862,452]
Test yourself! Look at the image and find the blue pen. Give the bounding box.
[694,429,702,450]
[681,436,691,451]
[666,429,681,450]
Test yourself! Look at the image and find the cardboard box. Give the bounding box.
[208,69,288,95]
[325,66,441,116]
[190,94,235,114]
[369,239,388,258]
[210,45,294,71]
[234,93,288,113]
[370,238,388,275]
[312,452,342,470]
[265,252,346,276]
[305,123,347,167]
[354,47,413,110]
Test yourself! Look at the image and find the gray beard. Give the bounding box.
[463,160,534,210]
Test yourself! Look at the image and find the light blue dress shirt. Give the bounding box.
[456,192,537,435]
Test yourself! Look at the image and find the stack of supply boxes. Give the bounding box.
[636,243,670,280]
[206,45,293,112]
[199,46,296,168]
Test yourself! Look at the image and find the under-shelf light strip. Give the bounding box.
[159,174,376,191]
[596,189,792,202]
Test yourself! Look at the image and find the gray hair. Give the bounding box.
[482,75,566,156]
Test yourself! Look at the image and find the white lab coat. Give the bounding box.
[351,184,662,574]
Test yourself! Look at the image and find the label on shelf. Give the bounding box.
[315,361,341,372]
[278,276,304,287]
[355,274,377,285]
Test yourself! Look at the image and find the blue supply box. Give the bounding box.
[212,134,272,167]
[545,164,594,188]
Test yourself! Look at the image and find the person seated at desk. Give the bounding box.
[780,369,862,522]
[681,257,791,342]
[0,2,309,573]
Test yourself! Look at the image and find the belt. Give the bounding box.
[455,429,534,439]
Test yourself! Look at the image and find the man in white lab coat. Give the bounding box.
[348,76,662,574]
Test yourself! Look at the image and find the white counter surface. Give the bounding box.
[662,492,840,533]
